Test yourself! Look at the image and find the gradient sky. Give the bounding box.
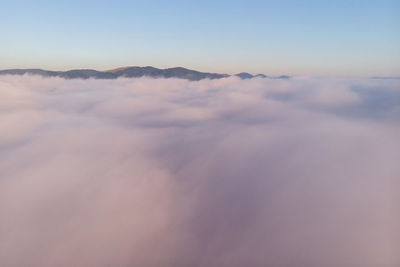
[1,0,399,76]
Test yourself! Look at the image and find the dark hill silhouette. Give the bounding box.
[0,67,290,81]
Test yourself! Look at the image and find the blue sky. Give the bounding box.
[1,0,399,76]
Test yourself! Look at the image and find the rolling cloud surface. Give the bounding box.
[0,75,399,267]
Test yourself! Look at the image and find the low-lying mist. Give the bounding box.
[0,75,399,267]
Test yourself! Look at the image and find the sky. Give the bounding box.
[1,0,400,76]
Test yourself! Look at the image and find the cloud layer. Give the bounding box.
[0,75,399,267]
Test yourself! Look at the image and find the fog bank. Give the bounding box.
[0,75,399,267]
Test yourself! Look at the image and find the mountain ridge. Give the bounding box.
[0,66,291,81]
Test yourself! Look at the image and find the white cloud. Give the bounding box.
[0,75,399,267]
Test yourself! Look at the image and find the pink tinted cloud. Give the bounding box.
[0,75,399,267]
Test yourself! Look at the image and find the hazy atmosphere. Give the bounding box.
[1,1,399,267]
[1,75,399,266]
[2,0,400,76]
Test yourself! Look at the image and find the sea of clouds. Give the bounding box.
[0,75,399,267]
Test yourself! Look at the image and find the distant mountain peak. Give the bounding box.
[0,67,290,81]
[106,66,134,73]
[235,72,254,79]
